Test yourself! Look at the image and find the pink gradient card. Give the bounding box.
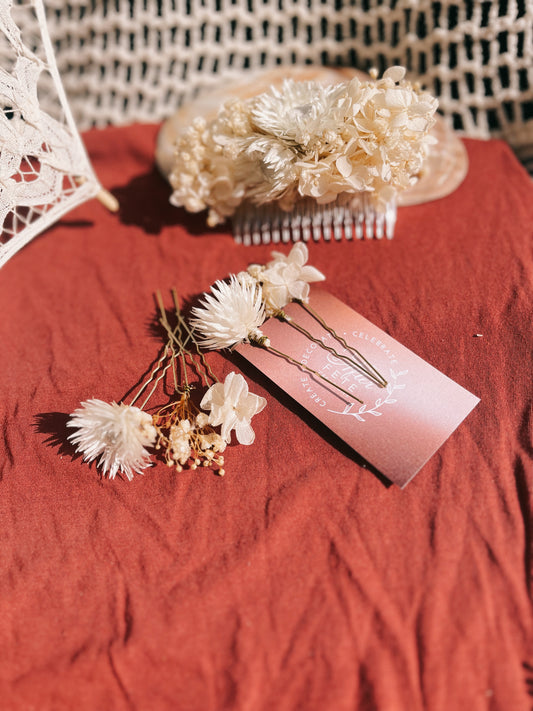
[236,289,480,488]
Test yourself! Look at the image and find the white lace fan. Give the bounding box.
[0,0,115,268]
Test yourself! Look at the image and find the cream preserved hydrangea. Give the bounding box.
[200,372,267,445]
[251,80,343,147]
[169,67,438,225]
[169,111,262,227]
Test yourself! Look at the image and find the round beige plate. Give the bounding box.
[156,66,468,207]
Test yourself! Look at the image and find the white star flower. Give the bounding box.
[67,399,156,480]
[190,275,268,350]
[252,243,325,314]
[200,372,267,445]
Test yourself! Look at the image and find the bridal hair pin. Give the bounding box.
[66,290,266,480]
[244,243,387,388]
[163,66,438,243]
[190,243,388,403]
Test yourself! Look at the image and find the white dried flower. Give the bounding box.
[198,431,226,453]
[251,79,342,147]
[169,105,266,226]
[200,372,266,445]
[190,274,268,350]
[67,399,156,480]
[195,412,209,428]
[246,263,265,281]
[235,270,260,289]
[169,423,192,465]
[259,243,325,313]
[168,68,438,222]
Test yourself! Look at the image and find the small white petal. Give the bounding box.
[383,88,411,109]
[299,265,326,283]
[336,155,353,178]
[235,421,255,446]
[383,66,406,83]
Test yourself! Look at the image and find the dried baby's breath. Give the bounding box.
[152,392,226,475]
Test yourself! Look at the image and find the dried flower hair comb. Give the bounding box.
[156,66,468,243]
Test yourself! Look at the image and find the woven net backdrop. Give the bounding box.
[31,0,533,170]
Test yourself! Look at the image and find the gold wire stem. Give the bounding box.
[276,311,386,389]
[170,341,181,392]
[169,290,193,391]
[158,315,195,387]
[156,291,184,345]
[179,342,189,391]
[128,291,187,410]
[294,300,388,387]
[128,343,170,408]
[156,290,194,359]
[156,290,192,393]
[256,341,364,405]
[139,355,176,411]
[171,288,220,387]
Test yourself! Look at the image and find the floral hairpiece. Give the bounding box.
[190,243,387,403]
[67,291,266,480]
[169,66,438,227]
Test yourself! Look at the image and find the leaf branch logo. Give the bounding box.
[327,368,407,421]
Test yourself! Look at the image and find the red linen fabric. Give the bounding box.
[0,124,532,711]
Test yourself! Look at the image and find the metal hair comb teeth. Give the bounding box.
[232,195,397,245]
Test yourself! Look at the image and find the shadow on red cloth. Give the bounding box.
[523,661,533,703]
[54,219,94,230]
[34,412,80,461]
[231,351,393,488]
[111,168,216,236]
